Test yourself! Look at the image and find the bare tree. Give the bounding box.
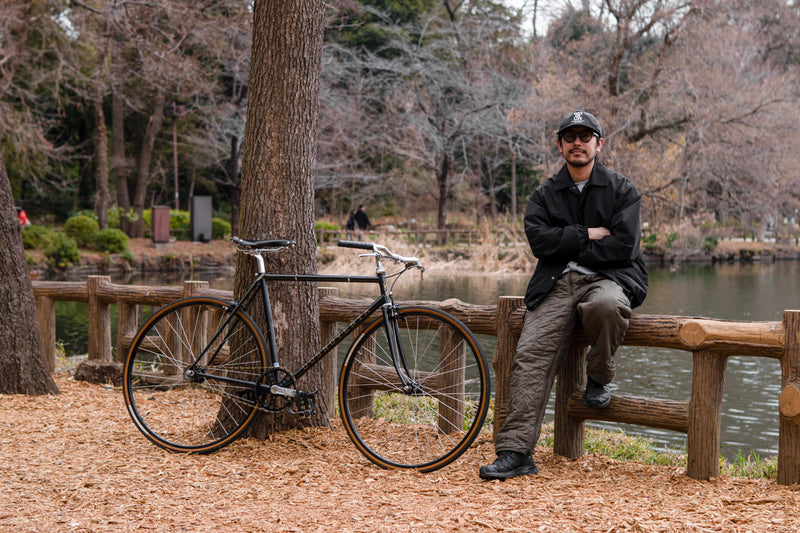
[0,2,59,394]
[236,0,329,437]
[0,158,59,395]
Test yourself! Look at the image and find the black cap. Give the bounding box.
[557,110,602,138]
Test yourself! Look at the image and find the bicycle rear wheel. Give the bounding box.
[123,297,268,453]
[338,306,490,472]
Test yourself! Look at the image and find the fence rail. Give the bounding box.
[316,228,519,248]
[32,276,800,485]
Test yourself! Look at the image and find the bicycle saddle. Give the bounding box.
[231,237,296,249]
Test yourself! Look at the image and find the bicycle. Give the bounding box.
[122,238,491,472]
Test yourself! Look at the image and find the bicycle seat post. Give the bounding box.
[253,252,266,275]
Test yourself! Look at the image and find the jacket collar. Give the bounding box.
[553,161,611,190]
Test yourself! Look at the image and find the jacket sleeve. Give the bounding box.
[524,189,588,262]
[576,183,642,267]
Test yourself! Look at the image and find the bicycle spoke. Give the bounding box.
[123,298,267,453]
[339,307,490,472]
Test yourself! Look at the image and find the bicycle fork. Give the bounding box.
[381,303,423,395]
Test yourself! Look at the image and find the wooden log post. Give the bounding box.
[687,350,728,480]
[87,276,112,361]
[349,322,375,418]
[35,295,56,371]
[438,325,465,434]
[182,281,210,364]
[554,340,587,459]
[318,287,339,414]
[492,296,523,439]
[779,310,800,485]
[116,302,138,363]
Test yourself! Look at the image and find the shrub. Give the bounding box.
[642,233,658,251]
[94,228,130,254]
[45,233,81,269]
[315,220,340,242]
[212,217,231,239]
[666,232,679,247]
[702,236,718,252]
[170,210,191,240]
[107,208,141,231]
[64,215,99,248]
[141,209,152,231]
[68,209,97,220]
[21,225,56,249]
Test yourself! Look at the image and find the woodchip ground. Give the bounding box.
[2,374,800,532]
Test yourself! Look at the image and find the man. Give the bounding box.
[479,110,648,480]
[353,204,371,231]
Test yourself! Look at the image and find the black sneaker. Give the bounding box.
[584,377,611,409]
[479,451,538,480]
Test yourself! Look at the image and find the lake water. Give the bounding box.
[52,260,800,460]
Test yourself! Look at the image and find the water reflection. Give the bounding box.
[51,261,799,460]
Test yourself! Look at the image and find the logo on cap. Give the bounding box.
[572,112,583,124]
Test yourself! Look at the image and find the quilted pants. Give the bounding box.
[494,272,631,455]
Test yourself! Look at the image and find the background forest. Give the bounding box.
[2,0,799,244]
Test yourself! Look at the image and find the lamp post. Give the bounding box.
[164,101,186,210]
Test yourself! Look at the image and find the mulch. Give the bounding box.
[2,374,800,532]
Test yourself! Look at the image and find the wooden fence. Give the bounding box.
[316,228,518,248]
[32,275,800,485]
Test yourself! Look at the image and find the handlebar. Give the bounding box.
[337,240,424,271]
[337,240,374,251]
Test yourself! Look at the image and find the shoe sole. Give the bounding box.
[584,396,611,409]
[479,464,539,480]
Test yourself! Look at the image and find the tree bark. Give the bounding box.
[237,0,327,436]
[0,157,59,395]
[131,92,166,238]
[93,92,110,229]
[111,87,132,235]
[227,135,241,237]
[436,153,450,244]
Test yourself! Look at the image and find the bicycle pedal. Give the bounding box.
[291,390,317,417]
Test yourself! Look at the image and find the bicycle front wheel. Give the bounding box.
[339,307,490,472]
[123,297,268,453]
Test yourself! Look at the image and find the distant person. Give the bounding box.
[354,204,371,231]
[345,210,356,231]
[345,209,357,239]
[479,110,648,480]
[16,206,30,227]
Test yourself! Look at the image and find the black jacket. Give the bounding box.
[523,162,648,310]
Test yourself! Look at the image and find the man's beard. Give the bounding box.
[566,152,596,167]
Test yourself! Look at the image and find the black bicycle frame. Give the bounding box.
[189,268,411,388]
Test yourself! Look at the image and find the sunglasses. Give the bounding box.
[560,130,598,143]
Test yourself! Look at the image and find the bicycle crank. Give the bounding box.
[257,367,297,412]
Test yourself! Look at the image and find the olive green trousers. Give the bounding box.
[494,272,631,456]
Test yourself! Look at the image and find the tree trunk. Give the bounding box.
[509,143,517,218]
[0,158,59,395]
[227,135,241,237]
[111,88,132,235]
[436,153,449,244]
[93,94,110,229]
[472,139,484,225]
[236,0,327,437]
[131,92,166,238]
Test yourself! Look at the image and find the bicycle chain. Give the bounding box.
[204,369,310,416]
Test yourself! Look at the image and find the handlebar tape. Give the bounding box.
[337,240,375,250]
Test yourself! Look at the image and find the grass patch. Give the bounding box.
[534,423,777,479]
[721,450,778,479]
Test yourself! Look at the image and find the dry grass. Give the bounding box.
[317,224,535,276]
[2,374,800,532]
